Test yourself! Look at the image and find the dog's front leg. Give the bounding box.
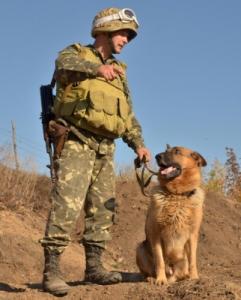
[187,232,199,279]
[188,207,202,279]
[151,238,167,285]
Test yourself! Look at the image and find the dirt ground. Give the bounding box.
[0,179,241,300]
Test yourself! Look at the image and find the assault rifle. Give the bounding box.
[40,79,56,182]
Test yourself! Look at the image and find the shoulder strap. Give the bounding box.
[73,43,83,52]
[50,72,56,88]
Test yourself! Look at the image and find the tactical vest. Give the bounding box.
[54,44,133,139]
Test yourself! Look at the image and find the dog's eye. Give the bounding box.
[174,148,181,155]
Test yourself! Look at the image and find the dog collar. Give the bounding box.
[180,189,196,197]
[159,188,197,198]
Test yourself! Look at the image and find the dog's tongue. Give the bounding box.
[161,166,176,175]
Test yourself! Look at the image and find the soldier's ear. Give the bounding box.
[191,152,207,167]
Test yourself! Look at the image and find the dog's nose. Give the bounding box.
[155,153,162,160]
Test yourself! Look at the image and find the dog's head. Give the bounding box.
[155,145,207,194]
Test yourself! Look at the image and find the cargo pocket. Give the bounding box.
[89,90,104,112]
[103,94,118,116]
[73,99,89,119]
[118,96,129,120]
[56,97,76,117]
[57,86,86,117]
[84,90,105,128]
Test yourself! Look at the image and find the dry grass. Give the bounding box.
[205,147,241,202]
[205,159,226,193]
[0,145,51,212]
[116,163,136,182]
[224,147,241,202]
[0,144,240,214]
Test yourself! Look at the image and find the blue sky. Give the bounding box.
[0,1,240,174]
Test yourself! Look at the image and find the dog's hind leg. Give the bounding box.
[136,241,155,277]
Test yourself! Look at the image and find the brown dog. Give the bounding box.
[136,145,207,284]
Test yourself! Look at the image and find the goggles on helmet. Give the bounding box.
[93,8,139,28]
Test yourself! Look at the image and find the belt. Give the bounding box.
[57,119,114,155]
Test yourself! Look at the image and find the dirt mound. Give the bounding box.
[0,180,241,299]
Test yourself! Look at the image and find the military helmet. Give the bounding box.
[91,7,139,41]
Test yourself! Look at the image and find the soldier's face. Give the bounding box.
[110,30,129,54]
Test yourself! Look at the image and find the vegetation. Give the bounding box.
[205,147,241,202]
[0,145,240,213]
[0,145,51,212]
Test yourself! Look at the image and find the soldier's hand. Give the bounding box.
[136,147,152,163]
[97,64,124,81]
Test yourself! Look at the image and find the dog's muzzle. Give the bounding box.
[155,153,181,179]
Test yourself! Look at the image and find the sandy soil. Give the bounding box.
[0,180,241,299]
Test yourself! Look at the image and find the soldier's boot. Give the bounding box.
[42,249,70,296]
[85,244,122,285]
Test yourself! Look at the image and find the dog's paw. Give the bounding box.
[155,276,168,285]
[189,269,199,280]
[168,275,177,283]
[189,273,199,280]
[147,276,168,285]
[146,276,155,284]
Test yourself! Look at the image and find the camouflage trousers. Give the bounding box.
[40,137,116,254]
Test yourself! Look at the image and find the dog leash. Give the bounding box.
[134,157,159,197]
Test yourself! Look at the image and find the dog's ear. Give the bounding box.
[191,152,207,167]
[166,144,171,150]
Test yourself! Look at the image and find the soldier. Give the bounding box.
[40,7,151,296]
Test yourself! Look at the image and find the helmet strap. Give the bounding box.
[108,33,117,54]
